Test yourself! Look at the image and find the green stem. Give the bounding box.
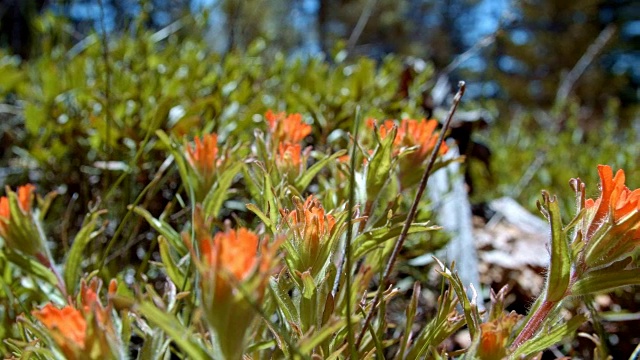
[36,253,68,299]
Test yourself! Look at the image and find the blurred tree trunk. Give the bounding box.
[318,0,330,54]
[0,0,47,59]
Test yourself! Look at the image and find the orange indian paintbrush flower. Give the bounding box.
[31,278,120,359]
[585,165,640,232]
[265,110,312,144]
[281,196,338,275]
[0,184,35,239]
[277,143,302,168]
[185,133,219,176]
[0,184,52,259]
[400,118,449,158]
[287,196,336,255]
[189,209,277,360]
[581,165,640,268]
[477,312,521,360]
[184,133,224,202]
[367,118,404,146]
[366,118,448,158]
[199,227,265,298]
[33,304,86,351]
[276,142,306,179]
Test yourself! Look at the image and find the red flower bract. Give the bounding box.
[585,165,640,228]
[0,184,35,237]
[200,228,260,285]
[582,165,640,267]
[185,133,219,176]
[401,118,448,158]
[366,118,448,159]
[277,143,302,169]
[265,110,312,144]
[33,304,87,349]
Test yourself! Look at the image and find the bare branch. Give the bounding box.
[555,24,616,106]
[353,82,467,352]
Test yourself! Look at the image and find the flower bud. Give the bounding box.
[31,278,122,360]
[579,165,640,269]
[184,133,222,202]
[0,184,50,258]
[282,196,337,276]
[265,110,311,145]
[188,210,277,360]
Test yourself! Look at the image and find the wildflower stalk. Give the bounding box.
[353,81,465,351]
[344,106,362,359]
[511,299,558,347]
[513,164,640,351]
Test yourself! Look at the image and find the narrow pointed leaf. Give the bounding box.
[511,314,587,358]
[295,150,347,190]
[131,205,185,254]
[299,318,348,354]
[366,126,397,200]
[353,222,440,259]
[300,271,316,299]
[246,203,275,233]
[541,192,571,302]
[138,301,210,360]
[202,161,243,217]
[571,268,640,296]
[158,236,187,290]
[4,249,57,285]
[263,172,279,226]
[269,276,299,325]
[397,282,420,360]
[64,210,104,295]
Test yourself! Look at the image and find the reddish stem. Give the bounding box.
[511,299,557,348]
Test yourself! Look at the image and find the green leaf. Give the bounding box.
[246,203,275,233]
[300,271,316,300]
[365,125,397,200]
[64,210,104,295]
[571,268,640,296]
[269,276,299,325]
[158,236,188,290]
[295,149,347,191]
[246,339,277,353]
[299,317,347,354]
[510,314,588,358]
[130,205,186,255]
[137,301,210,360]
[156,129,194,202]
[397,282,420,360]
[352,222,439,259]
[202,161,243,218]
[242,165,263,205]
[539,191,571,302]
[435,258,480,339]
[263,171,279,227]
[4,249,57,285]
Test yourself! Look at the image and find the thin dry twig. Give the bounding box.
[346,0,378,54]
[97,0,112,154]
[555,24,616,106]
[353,81,466,351]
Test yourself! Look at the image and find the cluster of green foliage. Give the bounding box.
[1,13,640,359]
[0,14,437,266]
